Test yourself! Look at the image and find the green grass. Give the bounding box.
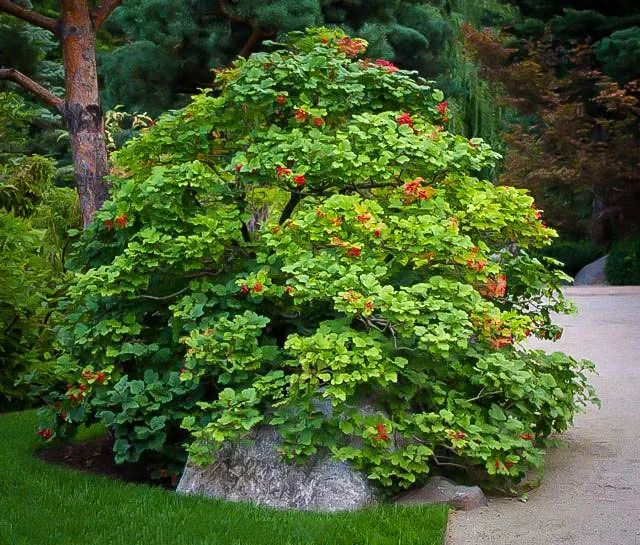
[0,411,448,545]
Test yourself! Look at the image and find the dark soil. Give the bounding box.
[38,436,167,487]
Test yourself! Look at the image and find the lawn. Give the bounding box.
[0,411,448,545]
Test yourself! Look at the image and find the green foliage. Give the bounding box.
[0,179,79,411]
[595,26,640,82]
[0,92,33,159]
[0,213,52,409]
[0,93,79,411]
[605,237,640,285]
[40,29,597,492]
[0,6,63,89]
[538,239,604,278]
[0,154,54,217]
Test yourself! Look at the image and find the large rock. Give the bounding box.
[395,476,487,511]
[574,255,609,286]
[177,426,377,511]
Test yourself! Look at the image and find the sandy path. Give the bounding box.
[447,286,640,545]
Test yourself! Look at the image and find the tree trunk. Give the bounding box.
[60,0,109,227]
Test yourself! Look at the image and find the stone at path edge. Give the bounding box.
[574,255,608,286]
[395,476,488,511]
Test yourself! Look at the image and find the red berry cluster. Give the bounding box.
[374,59,399,73]
[372,423,389,442]
[37,428,53,440]
[396,112,414,129]
[104,214,128,231]
[436,101,449,123]
[337,36,367,58]
[479,274,507,298]
[402,177,436,203]
[276,166,305,187]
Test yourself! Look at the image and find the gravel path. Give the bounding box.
[447,286,640,545]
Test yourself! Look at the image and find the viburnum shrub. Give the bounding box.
[39,28,598,492]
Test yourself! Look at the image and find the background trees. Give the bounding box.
[0,0,123,226]
[462,1,640,244]
[97,0,512,144]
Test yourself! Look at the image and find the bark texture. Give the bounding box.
[60,0,110,227]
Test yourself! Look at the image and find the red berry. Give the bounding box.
[276,94,287,105]
[397,112,414,128]
[293,175,305,186]
[294,109,309,123]
[115,214,128,229]
[37,428,53,440]
[373,423,389,441]
[253,283,264,293]
[374,59,399,73]
[436,101,448,116]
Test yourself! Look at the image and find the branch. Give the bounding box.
[90,0,122,31]
[217,0,272,59]
[0,0,57,33]
[217,0,248,25]
[278,192,303,224]
[0,68,63,111]
[138,286,190,301]
[238,25,266,59]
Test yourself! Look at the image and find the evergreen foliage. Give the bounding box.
[605,237,640,286]
[98,0,511,147]
[595,27,640,82]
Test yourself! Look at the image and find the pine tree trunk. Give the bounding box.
[60,0,109,227]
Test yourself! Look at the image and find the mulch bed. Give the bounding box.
[38,436,163,487]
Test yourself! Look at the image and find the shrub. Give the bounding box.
[605,237,640,285]
[0,174,79,411]
[39,29,598,492]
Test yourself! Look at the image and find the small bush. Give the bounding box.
[605,237,640,285]
[0,153,80,411]
[39,29,598,493]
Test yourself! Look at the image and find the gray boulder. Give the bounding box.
[574,255,609,286]
[177,426,377,511]
[395,476,487,511]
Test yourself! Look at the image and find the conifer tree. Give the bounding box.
[99,0,512,120]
